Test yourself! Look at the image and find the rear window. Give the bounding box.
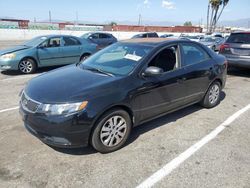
[227,33,250,44]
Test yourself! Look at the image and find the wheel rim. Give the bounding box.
[100,115,127,147]
[80,55,89,61]
[209,84,220,104]
[19,60,33,73]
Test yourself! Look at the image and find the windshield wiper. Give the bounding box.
[84,67,114,77]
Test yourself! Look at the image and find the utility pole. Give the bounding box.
[138,14,141,26]
[49,10,52,23]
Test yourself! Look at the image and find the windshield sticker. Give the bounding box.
[41,37,47,40]
[124,54,142,61]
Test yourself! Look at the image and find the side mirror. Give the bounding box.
[143,66,163,77]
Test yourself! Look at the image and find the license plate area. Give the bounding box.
[231,48,250,56]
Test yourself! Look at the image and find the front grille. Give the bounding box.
[21,92,41,113]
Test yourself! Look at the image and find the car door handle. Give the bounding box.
[177,77,186,84]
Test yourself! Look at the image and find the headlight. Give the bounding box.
[37,101,88,115]
[1,53,16,60]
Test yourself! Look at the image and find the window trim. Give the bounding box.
[139,43,182,76]
[63,36,81,46]
[41,37,62,48]
[179,42,212,68]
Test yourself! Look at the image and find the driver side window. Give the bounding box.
[148,45,179,73]
[41,37,61,48]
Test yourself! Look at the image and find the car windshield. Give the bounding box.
[227,33,250,44]
[200,37,215,42]
[22,36,48,47]
[81,33,92,39]
[79,43,153,76]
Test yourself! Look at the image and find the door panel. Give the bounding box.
[38,37,63,66]
[181,60,213,102]
[132,69,189,123]
[38,47,61,66]
[60,46,82,64]
[180,42,214,102]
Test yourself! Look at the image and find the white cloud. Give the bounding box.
[162,0,176,10]
[143,0,151,8]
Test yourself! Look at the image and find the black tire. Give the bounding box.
[80,54,90,62]
[18,58,37,74]
[200,81,221,108]
[91,109,132,153]
[212,46,216,51]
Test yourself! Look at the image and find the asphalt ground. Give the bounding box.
[0,41,250,188]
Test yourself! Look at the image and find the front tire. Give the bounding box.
[18,58,37,74]
[91,109,132,153]
[200,81,221,108]
[80,54,90,62]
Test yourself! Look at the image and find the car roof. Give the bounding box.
[121,38,183,46]
[231,31,250,34]
[85,32,112,35]
[37,34,79,38]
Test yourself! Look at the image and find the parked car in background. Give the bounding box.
[219,31,250,69]
[0,35,97,74]
[81,32,117,49]
[199,37,225,51]
[132,32,159,38]
[212,32,223,38]
[20,38,227,153]
[179,34,200,42]
[160,34,174,38]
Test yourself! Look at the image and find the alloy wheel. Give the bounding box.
[19,60,33,73]
[100,115,127,147]
[209,84,220,104]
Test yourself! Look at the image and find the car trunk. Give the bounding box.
[221,33,250,59]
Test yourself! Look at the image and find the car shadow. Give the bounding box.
[227,67,250,78]
[1,65,64,76]
[51,91,226,156]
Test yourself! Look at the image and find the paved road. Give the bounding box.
[0,68,250,188]
[0,41,250,188]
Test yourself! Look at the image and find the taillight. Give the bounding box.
[219,43,230,53]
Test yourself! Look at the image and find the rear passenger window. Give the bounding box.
[181,43,210,66]
[99,34,110,39]
[63,37,81,46]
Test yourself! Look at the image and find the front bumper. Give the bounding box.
[0,59,19,70]
[19,105,93,148]
[224,55,250,69]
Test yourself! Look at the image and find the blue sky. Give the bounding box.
[0,0,249,24]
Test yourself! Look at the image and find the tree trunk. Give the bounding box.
[212,7,219,32]
[207,2,210,33]
[209,8,214,33]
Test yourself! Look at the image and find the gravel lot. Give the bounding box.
[0,41,250,188]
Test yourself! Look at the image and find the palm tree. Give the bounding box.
[207,0,229,33]
[207,1,211,32]
[215,0,229,25]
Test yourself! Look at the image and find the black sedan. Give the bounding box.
[81,32,118,49]
[19,38,227,153]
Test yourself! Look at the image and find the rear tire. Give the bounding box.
[200,81,221,108]
[91,109,132,153]
[18,58,37,74]
[80,54,90,62]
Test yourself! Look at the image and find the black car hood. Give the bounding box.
[0,45,30,55]
[25,65,120,103]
